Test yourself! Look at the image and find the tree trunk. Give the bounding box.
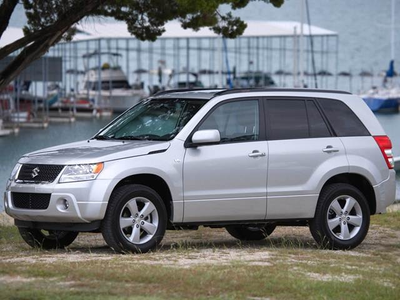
[0,0,19,39]
[0,0,103,90]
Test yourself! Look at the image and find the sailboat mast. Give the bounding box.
[299,0,305,87]
[391,0,395,61]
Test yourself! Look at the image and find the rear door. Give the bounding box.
[265,98,348,219]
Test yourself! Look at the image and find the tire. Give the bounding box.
[226,224,276,241]
[18,227,79,249]
[101,184,167,253]
[310,183,370,250]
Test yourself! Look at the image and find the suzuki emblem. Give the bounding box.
[31,167,40,178]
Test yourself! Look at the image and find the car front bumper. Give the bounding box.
[4,178,111,223]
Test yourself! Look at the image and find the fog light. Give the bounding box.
[56,198,70,211]
[63,199,69,210]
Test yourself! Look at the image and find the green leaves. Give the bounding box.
[20,0,285,41]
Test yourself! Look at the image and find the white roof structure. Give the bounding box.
[1,21,337,47]
[74,21,337,40]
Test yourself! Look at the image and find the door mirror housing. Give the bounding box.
[190,130,221,147]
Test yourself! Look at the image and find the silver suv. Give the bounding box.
[4,88,396,252]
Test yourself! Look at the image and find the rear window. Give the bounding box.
[266,100,308,140]
[318,99,370,137]
[266,99,331,140]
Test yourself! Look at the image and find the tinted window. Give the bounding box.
[306,100,331,138]
[198,100,259,143]
[318,99,369,136]
[266,100,309,140]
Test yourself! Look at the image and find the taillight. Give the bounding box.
[373,136,394,169]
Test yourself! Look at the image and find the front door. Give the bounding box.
[183,99,268,222]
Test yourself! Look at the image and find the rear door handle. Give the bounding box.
[322,145,339,153]
[248,150,266,158]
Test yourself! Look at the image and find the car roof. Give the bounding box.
[152,88,352,100]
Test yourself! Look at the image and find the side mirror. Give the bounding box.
[190,129,221,146]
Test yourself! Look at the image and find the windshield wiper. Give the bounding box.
[93,135,114,140]
[113,136,146,140]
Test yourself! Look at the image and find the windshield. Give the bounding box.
[95,98,206,141]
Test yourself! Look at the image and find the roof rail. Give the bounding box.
[153,88,226,97]
[213,88,352,96]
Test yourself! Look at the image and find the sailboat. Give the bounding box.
[361,60,400,112]
[360,0,399,112]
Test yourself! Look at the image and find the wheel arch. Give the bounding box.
[108,173,174,224]
[319,173,376,215]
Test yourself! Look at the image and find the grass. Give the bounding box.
[0,212,399,300]
[371,210,400,230]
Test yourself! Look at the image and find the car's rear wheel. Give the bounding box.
[310,183,370,250]
[226,224,276,241]
[18,227,79,249]
[102,184,167,253]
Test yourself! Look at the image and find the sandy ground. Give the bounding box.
[1,203,399,269]
[1,222,399,269]
[0,212,13,226]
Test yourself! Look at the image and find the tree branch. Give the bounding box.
[0,0,103,90]
[0,0,103,61]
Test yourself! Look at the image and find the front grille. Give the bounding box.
[17,164,64,183]
[12,192,51,210]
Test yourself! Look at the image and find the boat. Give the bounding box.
[0,119,12,136]
[361,86,400,112]
[361,60,399,112]
[233,71,276,88]
[71,51,147,113]
[360,0,399,113]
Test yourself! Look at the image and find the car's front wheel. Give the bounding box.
[310,183,370,250]
[18,227,79,249]
[101,184,167,253]
[226,224,276,241]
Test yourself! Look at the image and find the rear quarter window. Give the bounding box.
[318,99,370,137]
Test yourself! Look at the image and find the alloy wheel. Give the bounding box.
[326,195,363,240]
[119,197,159,245]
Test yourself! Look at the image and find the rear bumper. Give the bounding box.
[374,170,396,213]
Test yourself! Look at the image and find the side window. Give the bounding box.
[266,100,309,140]
[198,100,259,143]
[318,99,370,136]
[306,100,331,138]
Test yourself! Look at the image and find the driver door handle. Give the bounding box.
[248,150,266,158]
[322,145,340,153]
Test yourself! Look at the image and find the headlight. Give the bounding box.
[59,163,104,183]
[9,163,21,180]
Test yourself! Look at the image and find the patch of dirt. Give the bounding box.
[0,275,35,284]
[137,249,273,268]
[0,212,13,227]
[1,253,115,264]
[305,272,361,282]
